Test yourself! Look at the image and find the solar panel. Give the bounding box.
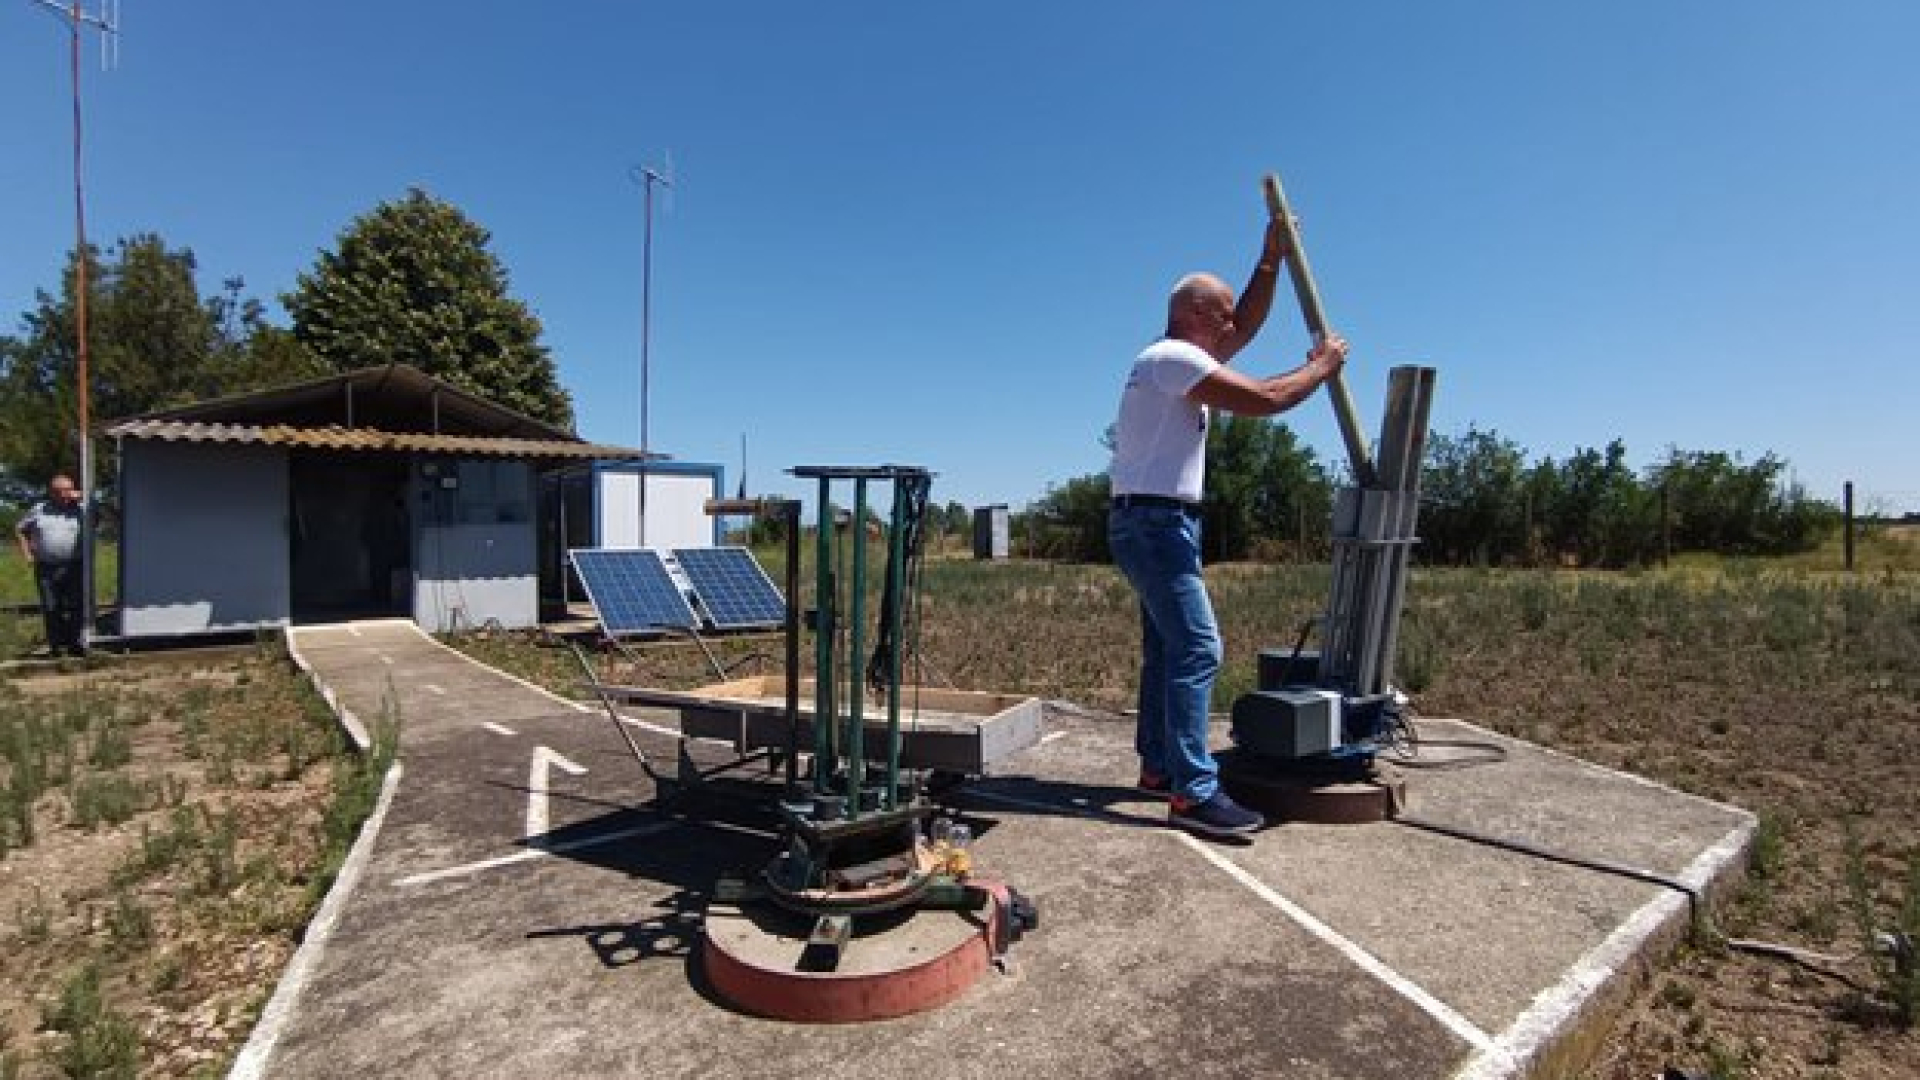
[570,548,698,634]
[672,546,786,629]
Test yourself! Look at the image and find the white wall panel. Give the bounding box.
[121,441,290,636]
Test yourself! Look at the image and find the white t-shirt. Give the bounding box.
[19,499,83,564]
[1108,338,1219,501]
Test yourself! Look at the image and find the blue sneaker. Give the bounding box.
[1169,792,1264,839]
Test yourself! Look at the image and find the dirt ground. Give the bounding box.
[0,652,348,1079]
[1411,597,1920,1078]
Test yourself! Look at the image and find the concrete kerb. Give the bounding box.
[1418,714,1757,823]
[230,622,415,1079]
[428,623,592,715]
[283,621,393,750]
[1400,716,1759,1079]
[228,762,400,1080]
[1455,813,1755,1079]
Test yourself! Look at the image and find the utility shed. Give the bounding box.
[537,461,726,607]
[972,504,1010,560]
[108,365,648,639]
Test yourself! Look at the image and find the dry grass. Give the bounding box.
[0,644,387,1079]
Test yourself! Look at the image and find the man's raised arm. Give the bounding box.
[1215,215,1290,363]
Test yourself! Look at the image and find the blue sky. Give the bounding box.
[6,2,1917,514]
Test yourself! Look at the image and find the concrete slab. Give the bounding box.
[236,622,1753,1079]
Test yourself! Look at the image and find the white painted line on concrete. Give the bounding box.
[1175,832,1495,1053]
[424,683,447,696]
[394,820,678,888]
[399,848,546,886]
[527,746,588,840]
[230,761,402,1080]
[1451,817,1757,1080]
[483,721,517,737]
[621,714,686,739]
[1040,730,1070,745]
[969,787,1493,1054]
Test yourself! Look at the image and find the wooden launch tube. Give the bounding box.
[1263,173,1376,487]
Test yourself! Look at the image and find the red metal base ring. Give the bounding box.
[702,888,1003,1023]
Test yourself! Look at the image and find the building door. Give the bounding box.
[289,453,412,620]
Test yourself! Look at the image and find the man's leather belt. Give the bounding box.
[1111,494,1202,514]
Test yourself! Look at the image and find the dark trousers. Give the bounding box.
[35,561,84,656]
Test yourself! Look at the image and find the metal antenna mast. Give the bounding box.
[628,160,671,545]
[29,0,120,656]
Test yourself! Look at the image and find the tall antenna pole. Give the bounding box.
[628,162,670,545]
[32,0,119,655]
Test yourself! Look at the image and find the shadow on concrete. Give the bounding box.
[943,775,1270,846]
[517,808,768,1012]
[524,803,776,887]
[524,890,746,1015]
[527,890,706,968]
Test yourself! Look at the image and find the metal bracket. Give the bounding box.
[800,914,852,971]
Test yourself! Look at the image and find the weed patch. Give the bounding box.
[1,641,367,1076]
[43,963,140,1080]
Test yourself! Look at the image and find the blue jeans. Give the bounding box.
[1108,505,1222,802]
[35,561,85,656]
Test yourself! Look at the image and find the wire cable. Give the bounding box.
[867,471,930,694]
[1390,813,1886,991]
[1375,701,1509,770]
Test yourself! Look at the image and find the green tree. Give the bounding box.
[0,236,315,495]
[1420,426,1529,566]
[1649,448,1834,557]
[284,188,574,429]
[1532,439,1659,567]
[1202,415,1331,562]
[202,279,331,394]
[1027,473,1112,561]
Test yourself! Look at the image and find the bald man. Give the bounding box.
[1107,214,1348,839]
[16,474,87,657]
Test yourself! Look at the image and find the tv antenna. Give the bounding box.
[26,0,122,657]
[628,154,673,544]
[31,0,119,67]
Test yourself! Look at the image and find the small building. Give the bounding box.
[538,460,726,605]
[972,504,1010,560]
[107,364,715,639]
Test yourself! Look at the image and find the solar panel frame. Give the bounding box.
[672,546,787,630]
[569,548,699,635]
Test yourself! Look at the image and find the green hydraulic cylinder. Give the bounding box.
[812,476,835,796]
[882,479,908,809]
[846,478,869,818]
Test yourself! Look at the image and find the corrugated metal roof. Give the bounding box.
[119,364,577,443]
[108,420,640,461]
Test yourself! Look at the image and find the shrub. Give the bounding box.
[44,963,139,1080]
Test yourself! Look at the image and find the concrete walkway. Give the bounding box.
[234,619,1753,1079]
